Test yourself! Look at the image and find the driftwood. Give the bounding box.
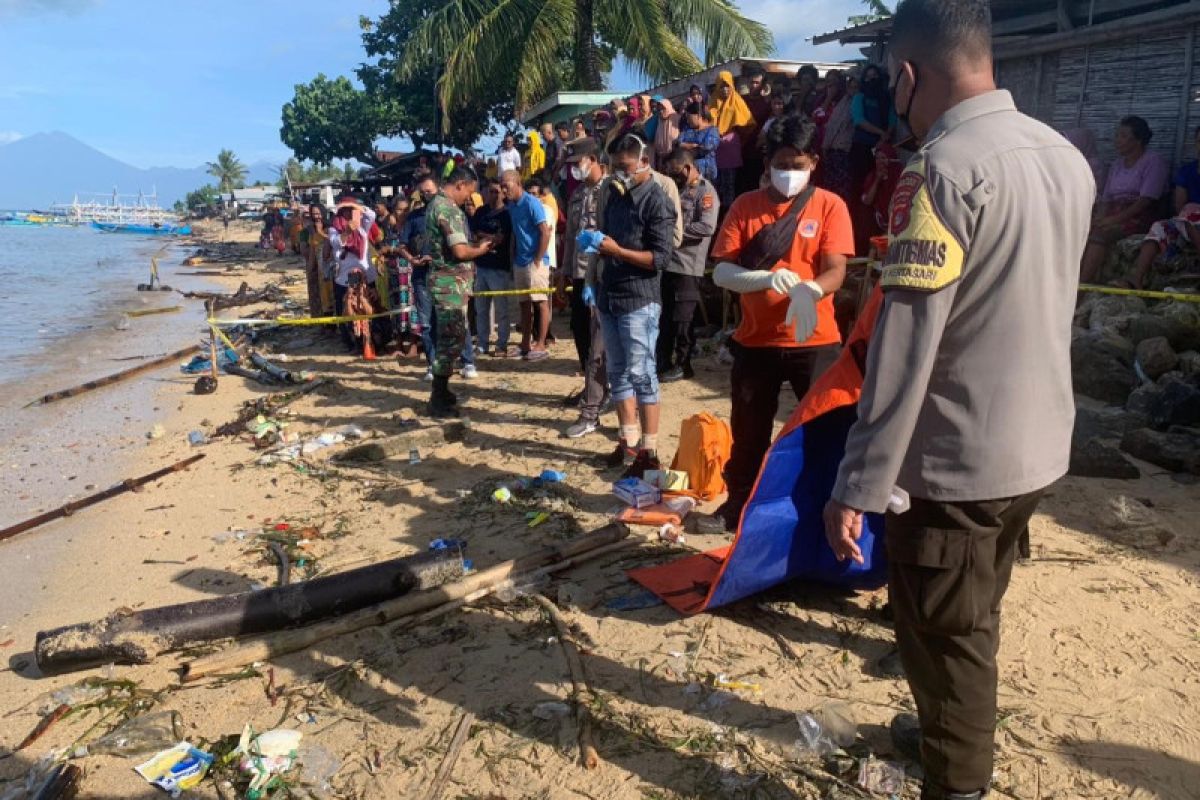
[181,281,286,310]
[0,455,205,546]
[25,345,202,407]
[34,548,467,674]
[123,306,182,318]
[422,711,476,800]
[181,525,633,682]
[334,422,468,463]
[532,595,601,770]
[213,378,330,437]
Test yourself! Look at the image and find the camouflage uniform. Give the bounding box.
[424,193,475,378]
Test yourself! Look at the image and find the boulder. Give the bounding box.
[1179,351,1200,376]
[1088,295,1146,335]
[1074,405,1140,440]
[1125,382,1161,420]
[1068,437,1141,479]
[1148,374,1200,429]
[1104,495,1177,548]
[1135,336,1178,379]
[1153,299,1200,329]
[1120,427,1200,474]
[1071,329,1136,404]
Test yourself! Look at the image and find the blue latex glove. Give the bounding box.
[581,284,596,307]
[577,229,605,254]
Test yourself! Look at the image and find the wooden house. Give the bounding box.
[814,0,1200,167]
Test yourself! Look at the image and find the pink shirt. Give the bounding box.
[1102,150,1169,202]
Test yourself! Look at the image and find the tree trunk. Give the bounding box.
[574,0,603,91]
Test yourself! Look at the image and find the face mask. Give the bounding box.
[420,191,435,203]
[570,164,587,181]
[770,167,810,198]
[891,65,919,130]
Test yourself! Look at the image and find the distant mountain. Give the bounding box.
[0,132,280,209]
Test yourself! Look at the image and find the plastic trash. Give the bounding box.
[527,511,550,528]
[857,757,905,794]
[714,674,762,694]
[492,486,512,503]
[813,701,857,747]
[539,469,567,483]
[794,713,838,757]
[147,424,166,440]
[75,710,182,757]
[605,589,664,611]
[298,744,340,792]
[335,424,367,439]
[658,523,685,544]
[409,448,421,464]
[234,726,302,800]
[41,682,109,714]
[187,430,208,447]
[532,701,572,719]
[134,742,214,797]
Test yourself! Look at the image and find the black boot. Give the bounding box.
[427,375,459,418]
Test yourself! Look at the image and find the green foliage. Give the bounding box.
[185,184,222,209]
[399,0,774,121]
[275,158,357,190]
[280,74,393,166]
[205,149,247,193]
[847,0,892,26]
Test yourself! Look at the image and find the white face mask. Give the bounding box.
[771,167,811,198]
[570,164,587,181]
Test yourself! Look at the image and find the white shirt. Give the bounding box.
[497,147,522,174]
[329,206,377,286]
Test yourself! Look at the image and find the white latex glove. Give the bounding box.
[785,280,824,343]
[769,269,801,295]
[712,261,774,294]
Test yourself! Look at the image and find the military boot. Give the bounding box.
[427,375,460,418]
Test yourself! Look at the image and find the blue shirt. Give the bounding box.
[507,192,548,266]
[678,126,720,181]
[399,206,431,274]
[1174,160,1200,205]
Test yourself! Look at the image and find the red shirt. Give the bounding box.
[711,187,854,348]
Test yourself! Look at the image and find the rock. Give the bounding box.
[1148,374,1200,429]
[1128,314,1185,347]
[1179,351,1200,376]
[1069,437,1141,479]
[1074,405,1139,440]
[1071,330,1136,404]
[1125,383,1161,421]
[1104,495,1178,548]
[1135,336,1178,379]
[1120,427,1200,474]
[1089,295,1146,334]
[1153,299,1200,329]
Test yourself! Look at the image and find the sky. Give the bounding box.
[0,0,862,170]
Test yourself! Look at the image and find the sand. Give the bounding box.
[0,218,1197,799]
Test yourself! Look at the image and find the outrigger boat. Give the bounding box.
[91,221,192,236]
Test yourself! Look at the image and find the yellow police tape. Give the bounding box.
[207,285,574,328]
[1078,283,1200,304]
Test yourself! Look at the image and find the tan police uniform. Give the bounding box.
[831,90,1094,793]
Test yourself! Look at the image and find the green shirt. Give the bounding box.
[425,193,474,280]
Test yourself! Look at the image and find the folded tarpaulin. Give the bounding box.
[629,288,889,614]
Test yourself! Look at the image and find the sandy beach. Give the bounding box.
[0,219,1197,800]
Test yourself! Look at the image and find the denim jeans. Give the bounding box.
[412,268,435,366]
[474,268,512,352]
[599,302,660,404]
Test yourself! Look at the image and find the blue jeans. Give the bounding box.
[599,302,660,404]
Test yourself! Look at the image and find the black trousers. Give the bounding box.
[570,278,591,373]
[886,490,1045,796]
[723,342,835,510]
[657,272,701,372]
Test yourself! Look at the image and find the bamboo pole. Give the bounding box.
[25,344,202,407]
[206,300,219,383]
[123,305,183,318]
[181,526,633,682]
[0,454,205,545]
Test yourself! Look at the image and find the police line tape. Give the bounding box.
[1078,283,1200,304]
[206,285,575,328]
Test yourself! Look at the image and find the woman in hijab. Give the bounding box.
[523,130,546,182]
[708,70,757,208]
[652,98,681,167]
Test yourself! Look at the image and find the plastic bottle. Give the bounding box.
[74,710,181,758]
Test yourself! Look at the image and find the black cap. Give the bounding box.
[564,137,599,163]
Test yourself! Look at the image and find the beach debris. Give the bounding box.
[642,469,690,491]
[181,281,287,310]
[532,701,572,719]
[0,759,82,800]
[15,702,71,751]
[0,454,205,546]
[540,469,567,483]
[114,313,132,331]
[76,710,182,757]
[605,589,664,612]
[35,548,467,674]
[713,673,763,694]
[232,726,302,799]
[25,344,203,407]
[298,744,341,794]
[134,742,214,797]
[180,525,633,682]
[193,375,218,395]
[147,424,166,440]
[421,711,474,800]
[492,487,513,504]
[795,713,838,757]
[180,347,239,375]
[123,305,183,318]
[658,523,685,544]
[857,757,905,795]
[409,447,421,464]
[612,478,662,509]
[527,511,550,528]
[532,594,601,769]
[187,430,208,447]
[212,379,330,439]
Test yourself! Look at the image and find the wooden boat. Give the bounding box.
[91,221,192,236]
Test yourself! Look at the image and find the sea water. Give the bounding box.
[0,224,174,385]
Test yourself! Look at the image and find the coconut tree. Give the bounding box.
[398,0,773,123]
[206,149,248,193]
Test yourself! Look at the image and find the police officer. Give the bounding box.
[820,1,1094,797]
[424,168,495,418]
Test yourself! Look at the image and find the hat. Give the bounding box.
[564,137,599,163]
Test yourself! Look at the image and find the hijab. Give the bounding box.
[709,71,755,136]
[653,98,681,156]
[524,130,546,180]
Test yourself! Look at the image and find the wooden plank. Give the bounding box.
[1174,27,1197,163]
[994,2,1200,60]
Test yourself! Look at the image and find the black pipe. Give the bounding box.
[34,548,465,674]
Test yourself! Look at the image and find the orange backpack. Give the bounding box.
[670,412,733,501]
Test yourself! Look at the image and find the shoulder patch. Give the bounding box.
[881,157,964,292]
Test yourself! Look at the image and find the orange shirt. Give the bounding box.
[711,187,854,348]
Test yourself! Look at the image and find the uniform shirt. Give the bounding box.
[507,192,549,267]
[598,177,675,314]
[711,187,853,348]
[328,206,377,286]
[669,177,720,277]
[425,193,474,284]
[833,90,1095,513]
[563,177,608,281]
[470,204,512,271]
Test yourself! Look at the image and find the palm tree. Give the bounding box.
[399,0,773,123]
[206,149,248,193]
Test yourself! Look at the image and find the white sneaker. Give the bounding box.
[423,368,434,381]
[462,364,478,379]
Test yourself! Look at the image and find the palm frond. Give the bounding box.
[598,0,702,83]
[397,0,497,81]
[511,0,578,112]
[662,0,774,65]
